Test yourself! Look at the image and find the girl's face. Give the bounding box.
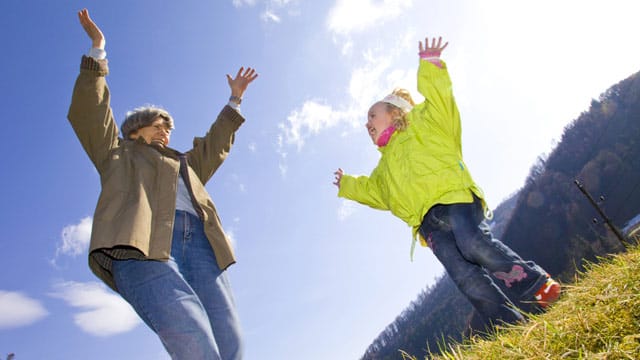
[366,102,394,145]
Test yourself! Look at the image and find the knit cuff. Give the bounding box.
[80,55,109,76]
[221,104,246,128]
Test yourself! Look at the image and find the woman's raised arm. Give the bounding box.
[77,8,105,50]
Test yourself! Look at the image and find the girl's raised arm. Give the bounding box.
[418,36,448,68]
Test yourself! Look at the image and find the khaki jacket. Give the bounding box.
[68,56,243,290]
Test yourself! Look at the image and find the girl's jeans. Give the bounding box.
[418,197,548,325]
[112,210,242,360]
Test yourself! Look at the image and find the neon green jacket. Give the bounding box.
[338,59,486,257]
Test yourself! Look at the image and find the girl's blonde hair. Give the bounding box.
[383,88,415,131]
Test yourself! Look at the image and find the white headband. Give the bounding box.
[381,94,413,113]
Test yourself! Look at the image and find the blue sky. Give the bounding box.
[1,0,639,359]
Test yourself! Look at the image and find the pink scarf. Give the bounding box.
[376,126,396,147]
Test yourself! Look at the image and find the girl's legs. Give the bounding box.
[419,198,549,324]
[422,223,524,325]
[446,199,548,302]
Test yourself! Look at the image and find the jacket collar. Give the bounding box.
[125,137,182,158]
[377,130,401,154]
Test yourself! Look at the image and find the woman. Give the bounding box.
[68,9,257,359]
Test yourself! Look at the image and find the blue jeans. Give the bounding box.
[419,197,548,325]
[112,211,242,360]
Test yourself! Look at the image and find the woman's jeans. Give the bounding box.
[418,197,548,325]
[112,211,242,360]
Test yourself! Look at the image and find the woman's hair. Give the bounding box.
[383,88,415,131]
[121,106,174,139]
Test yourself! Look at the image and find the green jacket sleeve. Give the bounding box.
[337,169,389,211]
[416,59,462,145]
[67,56,120,174]
[186,105,245,185]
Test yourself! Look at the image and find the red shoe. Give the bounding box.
[534,277,561,308]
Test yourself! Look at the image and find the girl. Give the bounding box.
[333,37,560,326]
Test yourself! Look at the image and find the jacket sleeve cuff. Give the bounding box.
[220,104,245,128]
[337,175,354,199]
[80,55,109,76]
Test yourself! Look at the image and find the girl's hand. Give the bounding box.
[226,67,259,100]
[419,36,448,59]
[77,9,105,50]
[333,168,344,188]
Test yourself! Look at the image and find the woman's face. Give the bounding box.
[130,117,171,146]
[366,102,393,145]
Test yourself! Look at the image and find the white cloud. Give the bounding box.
[327,0,413,36]
[270,0,294,6]
[347,53,391,110]
[347,31,417,105]
[275,32,419,182]
[278,160,288,178]
[226,228,237,248]
[339,40,354,56]
[50,281,140,337]
[277,37,415,156]
[276,134,289,177]
[229,174,248,193]
[234,0,298,23]
[338,200,357,221]
[57,216,92,257]
[232,0,256,7]
[248,142,257,152]
[278,100,349,150]
[0,291,48,329]
[261,10,281,23]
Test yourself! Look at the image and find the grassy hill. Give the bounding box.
[404,243,640,359]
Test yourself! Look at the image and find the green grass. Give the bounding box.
[404,244,640,360]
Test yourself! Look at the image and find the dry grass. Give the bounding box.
[406,245,640,360]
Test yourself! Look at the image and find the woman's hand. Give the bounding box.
[77,9,105,50]
[419,36,448,59]
[226,67,259,100]
[333,168,344,188]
